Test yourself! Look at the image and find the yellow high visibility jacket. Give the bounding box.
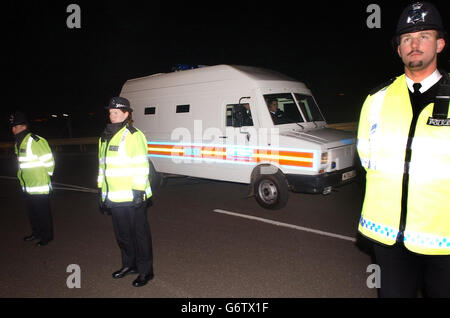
[98,125,152,206]
[357,74,450,255]
[15,133,54,195]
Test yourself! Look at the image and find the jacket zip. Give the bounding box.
[397,96,429,242]
[102,138,111,203]
[16,137,27,193]
[101,124,129,205]
[397,74,447,243]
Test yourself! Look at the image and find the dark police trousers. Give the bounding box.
[374,243,450,298]
[25,193,53,242]
[111,204,153,276]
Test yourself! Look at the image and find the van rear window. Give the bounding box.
[176,104,190,113]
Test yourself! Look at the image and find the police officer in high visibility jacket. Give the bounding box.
[10,111,55,246]
[357,2,450,297]
[98,97,154,287]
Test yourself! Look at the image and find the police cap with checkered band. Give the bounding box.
[106,96,133,112]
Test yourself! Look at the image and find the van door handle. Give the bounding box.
[219,136,228,139]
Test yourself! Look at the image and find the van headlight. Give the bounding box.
[321,152,328,164]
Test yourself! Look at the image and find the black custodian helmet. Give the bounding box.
[396,2,446,37]
[9,111,28,127]
[106,96,133,112]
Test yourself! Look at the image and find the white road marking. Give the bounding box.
[52,186,97,193]
[0,176,97,193]
[0,176,17,180]
[213,209,356,242]
[52,182,95,191]
[52,182,97,193]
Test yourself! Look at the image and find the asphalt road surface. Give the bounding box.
[0,152,376,299]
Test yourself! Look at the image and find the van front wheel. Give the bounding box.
[253,170,289,210]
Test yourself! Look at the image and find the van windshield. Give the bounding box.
[264,93,305,125]
[294,94,325,122]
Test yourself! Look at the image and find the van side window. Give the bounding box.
[226,104,253,127]
[226,105,233,126]
[176,104,190,113]
[145,107,156,115]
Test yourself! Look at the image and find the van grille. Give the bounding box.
[328,145,355,171]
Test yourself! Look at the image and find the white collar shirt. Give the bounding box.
[406,69,442,94]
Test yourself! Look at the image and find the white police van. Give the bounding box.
[120,64,356,209]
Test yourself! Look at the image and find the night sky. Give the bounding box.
[3,0,450,141]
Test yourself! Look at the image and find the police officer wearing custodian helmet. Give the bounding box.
[357,2,450,297]
[98,97,154,287]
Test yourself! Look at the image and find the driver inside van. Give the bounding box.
[267,99,287,124]
[242,103,253,126]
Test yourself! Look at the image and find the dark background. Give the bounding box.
[3,0,449,141]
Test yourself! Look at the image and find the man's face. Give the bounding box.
[397,30,445,72]
[269,101,278,112]
[11,124,26,136]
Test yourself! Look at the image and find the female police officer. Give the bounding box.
[98,96,154,287]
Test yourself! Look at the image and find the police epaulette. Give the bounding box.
[438,69,449,85]
[127,125,137,134]
[430,69,450,121]
[30,133,40,141]
[369,77,396,96]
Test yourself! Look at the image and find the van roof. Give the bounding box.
[122,64,299,93]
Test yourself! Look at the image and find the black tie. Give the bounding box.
[413,83,422,95]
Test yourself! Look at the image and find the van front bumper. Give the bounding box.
[285,167,356,194]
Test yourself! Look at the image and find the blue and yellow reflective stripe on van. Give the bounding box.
[147,142,317,171]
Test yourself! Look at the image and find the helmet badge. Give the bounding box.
[406,2,428,25]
